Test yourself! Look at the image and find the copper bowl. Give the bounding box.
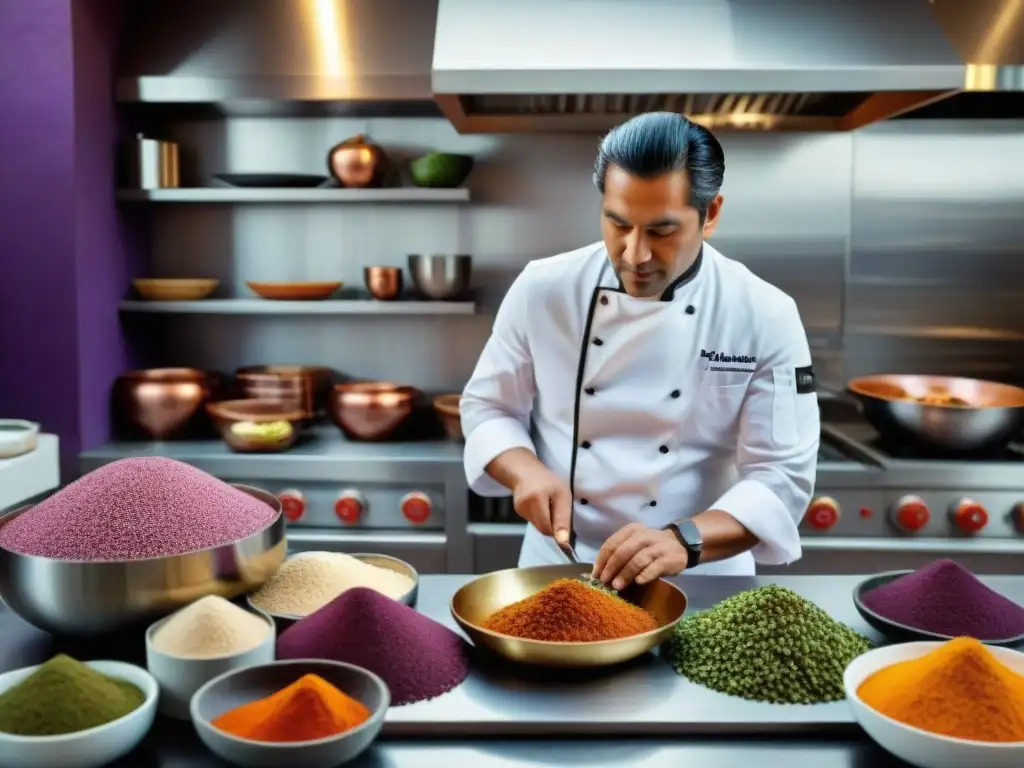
[329,382,420,441]
[114,368,214,439]
[235,365,332,420]
[207,399,306,453]
[364,267,403,300]
[433,394,463,441]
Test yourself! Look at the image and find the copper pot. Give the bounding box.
[114,368,214,439]
[235,366,332,420]
[433,394,463,441]
[327,134,385,188]
[364,267,403,300]
[329,381,419,441]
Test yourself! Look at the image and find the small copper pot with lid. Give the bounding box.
[327,134,386,188]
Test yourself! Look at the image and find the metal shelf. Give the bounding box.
[118,299,477,316]
[79,426,463,482]
[0,434,60,511]
[116,188,470,204]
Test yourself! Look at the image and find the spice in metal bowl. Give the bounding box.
[0,457,277,561]
[250,552,414,617]
[0,655,145,736]
[858,637,1024,742]
[150,596,271,659]
[669,585,871,704]
[482,578,658,642]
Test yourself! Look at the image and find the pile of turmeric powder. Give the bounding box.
[212,673,371,743]
[483,578,658,642]
[858,637,1024,743]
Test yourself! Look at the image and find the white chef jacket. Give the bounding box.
[460,241,820,575]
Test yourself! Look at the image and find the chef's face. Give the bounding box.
[601,165,723,298]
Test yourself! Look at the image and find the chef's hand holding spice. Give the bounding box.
[460,111,820,585]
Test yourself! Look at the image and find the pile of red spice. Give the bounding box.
[483,578,659,642]
[0,457,278,561]
[861,559,1024,641]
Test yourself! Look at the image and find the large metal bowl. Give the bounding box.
[451,564,687,668]
[408,254,472,300]
[0,485,286,635]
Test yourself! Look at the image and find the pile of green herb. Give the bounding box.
[0,654,145,736]
[667,584,871,705]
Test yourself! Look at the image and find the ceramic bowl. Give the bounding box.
[853,571,1024,646]
[0,660,158,768]
[0,419,39,459]
[844,642,1024,768]
[247,282,342,301]
[247,552,419,627]
[190,659,389,768]
[145,606,276,720]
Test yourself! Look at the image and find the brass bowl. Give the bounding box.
[451,564,687,668]
[207,399,306,453]
[114,368,215,439]
[433,393,463,440]
[329,381,419,441]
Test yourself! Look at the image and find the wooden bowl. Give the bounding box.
[133,278,220,301]
[246,282,342,301]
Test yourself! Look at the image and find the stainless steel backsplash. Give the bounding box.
[142,117,1024,390]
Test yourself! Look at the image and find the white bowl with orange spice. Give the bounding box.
[844,639,1024,768]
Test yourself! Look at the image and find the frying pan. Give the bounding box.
[846,374,1024,453]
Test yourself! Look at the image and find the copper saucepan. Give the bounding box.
[846,374,1024,453]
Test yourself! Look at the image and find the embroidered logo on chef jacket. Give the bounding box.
[700,349,757,374]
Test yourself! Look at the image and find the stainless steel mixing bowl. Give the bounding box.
[407,254,472,300]
[0,484,286,635]
[451,563,687,668]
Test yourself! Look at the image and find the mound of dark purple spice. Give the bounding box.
[861,559,1024,641]
[276,587,470,705]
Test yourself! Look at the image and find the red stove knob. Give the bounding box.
[278,489,307,522]
[806,496,841,531]
[400,492,432,525]
[891,495,930,533]
[950,498,988,535]
[334,489,366,525]
[1012,503,1024,533]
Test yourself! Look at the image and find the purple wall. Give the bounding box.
[0,0,137,478]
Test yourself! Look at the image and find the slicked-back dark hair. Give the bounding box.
[593,112,725,220]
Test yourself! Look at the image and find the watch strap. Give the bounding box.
[666,521,703,569]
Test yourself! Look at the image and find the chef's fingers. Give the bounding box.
[597,529,651,585]
[611,546,658,591]
[549,484,573,545]
[634,559,665,586]
[591,523,639,578]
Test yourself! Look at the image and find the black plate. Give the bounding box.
[214,173,329,188]
[853,570,1024,647]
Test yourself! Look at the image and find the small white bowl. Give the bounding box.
[845,642,1024,768]
[0,420,38,459]
[145,605,276,720]
[0,660,158,768]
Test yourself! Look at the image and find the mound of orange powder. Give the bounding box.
[483,578,658,642]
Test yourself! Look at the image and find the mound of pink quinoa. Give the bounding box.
[0,457,278,561]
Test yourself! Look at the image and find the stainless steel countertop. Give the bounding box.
[4,574,1020,765]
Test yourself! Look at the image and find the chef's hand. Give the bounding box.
[512,468,573,544]
[592,523,688,590]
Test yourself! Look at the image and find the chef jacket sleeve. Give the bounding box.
[706,296,820,565]
[460,264,538,496]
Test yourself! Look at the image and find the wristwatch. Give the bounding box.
[664,521,703,569]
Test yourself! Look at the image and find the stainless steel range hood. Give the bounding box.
[430,0,1014,133]
[116,0,441,115]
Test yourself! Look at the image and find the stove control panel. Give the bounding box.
[334,489,367,525]
[806,496,841,531]
[400,492,433,525]
[278,489,307,523]
[949,498,988,535]
[890,495,930,534]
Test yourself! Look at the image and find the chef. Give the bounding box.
[460,112,820,588]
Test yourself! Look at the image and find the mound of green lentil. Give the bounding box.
[668,585,871,705]
[0,654,146,736]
